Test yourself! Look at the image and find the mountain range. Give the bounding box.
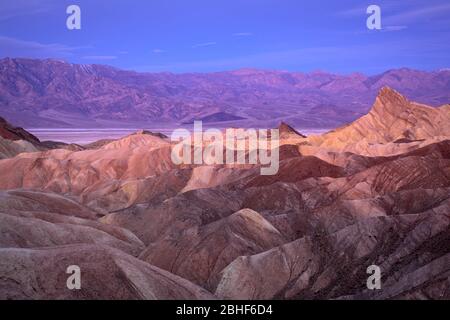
[1,58,450,128]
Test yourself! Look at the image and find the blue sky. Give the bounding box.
[0,0,449,74]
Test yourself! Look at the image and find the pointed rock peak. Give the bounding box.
[371,86,410,115]
[378,86,406,100]
[131,130,168,139]
[377,86,408,104]
[101,130,169,150]
[134,129,149,135]
[278,122,307,138]
[0,116,41,145]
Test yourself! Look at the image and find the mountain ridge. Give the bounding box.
[1,58,449,128]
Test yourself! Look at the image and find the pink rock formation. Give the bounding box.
[0,87,449,300]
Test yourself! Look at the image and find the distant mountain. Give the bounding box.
[0,58,449,128]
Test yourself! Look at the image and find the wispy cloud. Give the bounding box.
[338,2,450,24]
[134,38,450,74]
[0,0,54,21]
[137,46,373,72]
[233,32,253,37]
[382,25,408,32]
[192,42,217,48]
[82,55,118,60]
[337,2,449,34]
[152,49,166,54]
[385,3,450,24]
[335,6,367,17]
[0,35,87,58]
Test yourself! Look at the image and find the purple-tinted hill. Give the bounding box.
[0,58,449,128]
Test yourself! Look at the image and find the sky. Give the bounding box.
[0,0,449,74]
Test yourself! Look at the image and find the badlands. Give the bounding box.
[0,87,449,300]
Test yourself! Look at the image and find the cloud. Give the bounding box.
[335,6,367,17]
[233,32,253,37]
[134,38,450,73]
[192,42,217,48]
[382,25,408,32]
[82,55,118,60]
[136,45,376,72]
[0,0,54,21]
[337,2,450,24]
[0,35,86,58]
[152,49,166,54]
[385,3,450,24]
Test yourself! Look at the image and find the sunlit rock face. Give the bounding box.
[306,87,450,154]
[0,87,449,300]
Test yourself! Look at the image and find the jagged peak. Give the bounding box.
[372,86,440,116]
[131,129,168,139]
[0,116,41,145]
[278,122,307,138]
[370,86,411,115]
[377,86,407,101]
[99,129,169,150]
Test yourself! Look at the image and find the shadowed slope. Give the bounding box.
[0,244,214,300]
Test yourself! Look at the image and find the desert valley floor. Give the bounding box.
[0,87,449,300]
